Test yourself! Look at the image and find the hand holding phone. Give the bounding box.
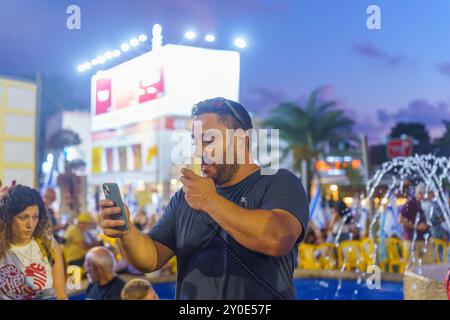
[100,183,130,235]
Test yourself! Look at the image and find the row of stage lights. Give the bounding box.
[77,24,247,73]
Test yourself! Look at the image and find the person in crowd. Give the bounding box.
[422,191,448,241]
[399,184,429,241]
[43,188,66,244]
[133,209,149,231]
[327,200,354,243]
[304,221,324,245]
[399,183,432,265]
[0,185,67,300]
[142,212,158,234]
[84,246,126,300]
[383,197,403,239]
[63,212,101,267]
[0,180,15,199]
[120,278,159,300]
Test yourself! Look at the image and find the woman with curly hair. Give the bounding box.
[0,185,67,300]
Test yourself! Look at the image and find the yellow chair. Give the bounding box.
[298,244,321,270]
[168,256,177,274]
[360,238,375,271]
[386,238,406,273]
[337,240,364,271]
[317,243,337,270]
[430,238,448,263]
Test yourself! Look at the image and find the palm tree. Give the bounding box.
[262,90,356,197]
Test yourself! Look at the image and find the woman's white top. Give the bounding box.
[0,239,54,300]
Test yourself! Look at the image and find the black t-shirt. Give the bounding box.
[86,276,126,300]
[149,168,309,300]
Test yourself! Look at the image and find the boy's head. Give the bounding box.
[121,278,159,300]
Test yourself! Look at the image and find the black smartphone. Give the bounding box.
[102,183,129,231]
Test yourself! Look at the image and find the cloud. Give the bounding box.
[436,63,450,76]
[241,87,288,117]
[342,100,450,144]
[242,84,340,118]
[353,43,409,66]
[243,88,450,144]
[377,100,450,128]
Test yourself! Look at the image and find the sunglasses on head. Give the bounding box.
[210,98,250,130]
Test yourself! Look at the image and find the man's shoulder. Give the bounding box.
[262,168,302,185]
[114,276,126,287]
[166,188,189,212]
[85,282,96,295]
[107,277,126,299]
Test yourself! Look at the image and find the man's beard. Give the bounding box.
[212,164,239,185]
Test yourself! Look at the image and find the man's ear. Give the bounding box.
[91,263,100,274]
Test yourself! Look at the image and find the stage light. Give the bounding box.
[97,56,106,64]
[83,62,92,70]
[121,43,130,52]
[234,37,247,49]
[185,31,196,40]
[139,34,148,42]
[112,50,121,57]
[153,24,162,35]
[130,38,139,47]
[205,34,215,42]
[152,24,163,49]
[104,51,113,59]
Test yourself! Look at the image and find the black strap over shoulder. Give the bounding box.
[199,213,287,300]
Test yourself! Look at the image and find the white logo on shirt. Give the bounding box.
[240,197,248,208]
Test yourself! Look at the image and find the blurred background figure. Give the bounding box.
[399,184,429,242]
[0,179,15,199]
[383,197,403,239]
[422,191,448,242]
[62,212,101,267]
[144,212,159,233]
[327,200,355,243]
[84,246,125,300]
[304,221,324,245]
[399,183,432,266]
[133,209,148,231]
[43,188,66,244]
[120,278,159,300]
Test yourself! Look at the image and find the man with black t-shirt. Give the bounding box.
[99,98,309,299]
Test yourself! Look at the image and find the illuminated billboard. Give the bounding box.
[91,44,240,132]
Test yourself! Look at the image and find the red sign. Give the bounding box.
[95,78,112,115]
[95,70,164,115]
[387,138,413,158]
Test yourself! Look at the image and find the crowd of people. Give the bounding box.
[0,180,163,300]
[1,173,449,299]
[304,183,449,265]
